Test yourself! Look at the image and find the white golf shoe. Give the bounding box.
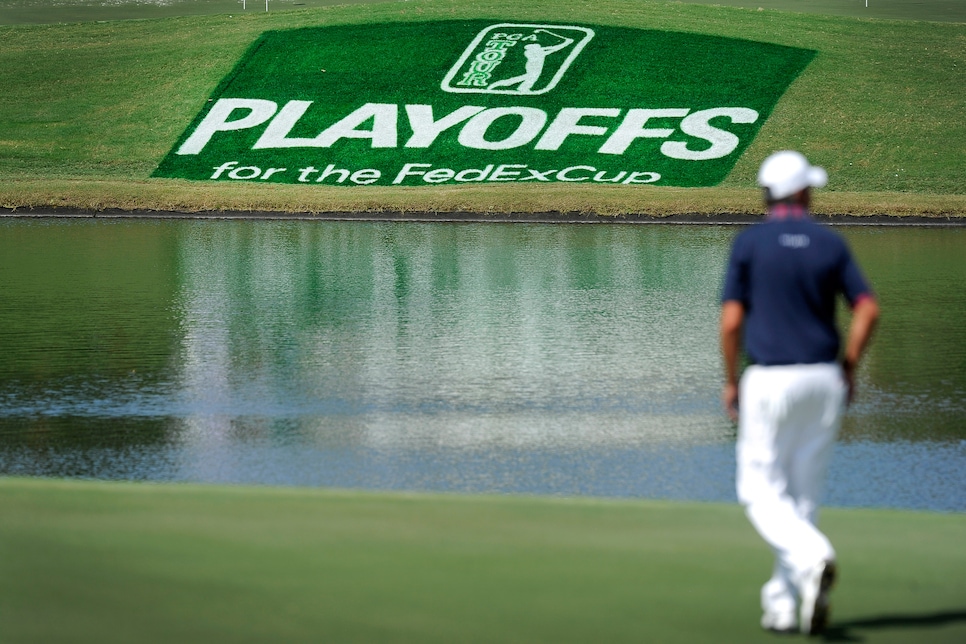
[799,560,836,636]
[761,609,798,633]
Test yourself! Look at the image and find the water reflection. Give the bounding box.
[0,220,963,511]
[172,223,727,447]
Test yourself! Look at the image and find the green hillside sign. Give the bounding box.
[154,21,815,187]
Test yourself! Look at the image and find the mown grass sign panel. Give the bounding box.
[154,21,815,187]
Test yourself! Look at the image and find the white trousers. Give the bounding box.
[736,363,846,616]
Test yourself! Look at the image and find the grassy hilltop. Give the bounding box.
[0,0,964,216]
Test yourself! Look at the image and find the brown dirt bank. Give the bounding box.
[3,207,966,226]
[2,180,965,221]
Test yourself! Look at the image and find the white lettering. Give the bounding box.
[661,108,759,160]
[316,164,351,183]
[211,161,238,179]
[489,164,527,181]
[350,169,381,185]
[457,108,548,150]
[255,102,398,149]
[404,105,486,148]
[178,99,278,155]
[393,162,432,184]
[557,165,595,181]
[457,38,515,87]
[315,103,398,148]
[298,166,319,182]
[455,165,493,181]
[389,162,662,186]
[228,165,262,180]
[593,170,626,183]
[260,168,287,180]
[598,108,690,155]
[183,101,760,161]
[424,168,456,183]
[779,233,810,248]
[253,100,315,149]
[622,171,661,184]
[520,168,557,181]
[535,108,621,151]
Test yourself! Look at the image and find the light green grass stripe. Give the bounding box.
[1,477,964,642]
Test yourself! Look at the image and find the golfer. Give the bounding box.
[487,30,575,93]
[720,151,879,635]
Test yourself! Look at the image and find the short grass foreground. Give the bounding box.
[1,478,964,642]
[0,0,964,216]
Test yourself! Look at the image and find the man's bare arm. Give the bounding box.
[720,300,745,422]
[842,296,880,403]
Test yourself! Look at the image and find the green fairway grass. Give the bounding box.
[0,0,964,216]
[1,477,964,642]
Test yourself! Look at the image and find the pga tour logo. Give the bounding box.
[441,24,594,95]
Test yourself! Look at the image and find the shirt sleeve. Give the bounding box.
[839,245,873,306]
[721,234,749,304]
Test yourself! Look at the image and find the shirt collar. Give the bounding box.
[767,203,810,220]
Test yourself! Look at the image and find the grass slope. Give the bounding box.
[1,477,964,642]
[4,0,966,27]
[0,0,964,215]
[0,0,399,26]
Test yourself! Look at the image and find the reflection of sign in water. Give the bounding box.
[441,24,594,95]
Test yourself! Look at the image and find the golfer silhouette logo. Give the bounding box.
[442,24,595,95]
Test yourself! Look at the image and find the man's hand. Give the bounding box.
[723,382,739,423]
[842,359,857,406]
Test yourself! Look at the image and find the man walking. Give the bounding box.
[720,151,880,635]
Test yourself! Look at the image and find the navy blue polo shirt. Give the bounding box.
[721,206,873,366]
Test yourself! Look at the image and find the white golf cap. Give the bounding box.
[757,150,828,200]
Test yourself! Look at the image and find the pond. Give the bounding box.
[0,218,963,511]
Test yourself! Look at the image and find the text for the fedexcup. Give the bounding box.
[207,160,662,185]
